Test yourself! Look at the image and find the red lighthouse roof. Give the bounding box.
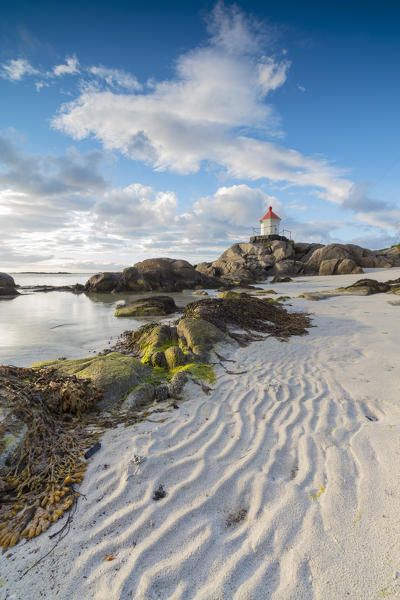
[259,206,281,222]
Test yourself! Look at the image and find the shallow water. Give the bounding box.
[1,274,202,367]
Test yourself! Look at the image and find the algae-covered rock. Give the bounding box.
[133,323,178,352]
[31,353,148,405]
[151,351,168,368]
[164,346,187,370]
[177,317,225,359]
[115,295,177,317]
[192,290,208,296]
[217,290,248,299]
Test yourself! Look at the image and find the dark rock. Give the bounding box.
[115,295,177,317]
[271,276,293,283]
[84,442,101,459]
[85,272,122,292]
[133,257,204,292]
[154,385,169,402]
[0,272,19,296]
[152,484,167,500]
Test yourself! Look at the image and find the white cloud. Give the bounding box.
[94,184,178,233]
[51,3,352,205]
[53,55,80,76]
[258,57,290,93]
[343,183,400,230]
[1,58,39,81]
[89,66,141,90]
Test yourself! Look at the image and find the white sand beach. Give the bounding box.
[2,268,400,600]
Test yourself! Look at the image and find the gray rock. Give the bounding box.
[154,385,170,402]
[168,371,188,399]
[122,383,155,410]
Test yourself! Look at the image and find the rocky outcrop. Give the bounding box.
[303,244,397,275]
[0,273,19,296]
[85,258,219,293]
[114,295,177,317]
[85,242,400,295]
[133,258,204,292]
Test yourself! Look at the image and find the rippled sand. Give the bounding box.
[3,268,400,600]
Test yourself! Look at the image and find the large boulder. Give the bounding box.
[133,258,205,292]
[115,295,177,317]
[0,273,19,296]
[119,267,151,292]
[177,317,225,360]
[336,259,363,275]
[85,272,121,292]
[31,353,148,406]
[303,243,398,275]
[305,245,351,273]
[319,259,340,276]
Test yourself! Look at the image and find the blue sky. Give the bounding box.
[1,0,399,271]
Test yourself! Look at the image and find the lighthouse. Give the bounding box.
[259,206,281,236]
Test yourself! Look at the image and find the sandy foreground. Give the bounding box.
[2,268,400,600]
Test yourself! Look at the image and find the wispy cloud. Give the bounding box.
[88,65,141,90]
[53,55,80,76]
[1,58,39,81]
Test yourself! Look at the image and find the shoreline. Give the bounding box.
[2,269,400,598]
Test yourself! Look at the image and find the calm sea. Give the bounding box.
[0,273,197,367]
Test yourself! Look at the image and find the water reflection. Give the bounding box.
[0,286,202,367]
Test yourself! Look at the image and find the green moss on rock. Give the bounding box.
[170,363,216,384]
[31,352,149,406]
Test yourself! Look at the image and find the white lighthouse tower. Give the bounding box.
[259,206,281,236]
